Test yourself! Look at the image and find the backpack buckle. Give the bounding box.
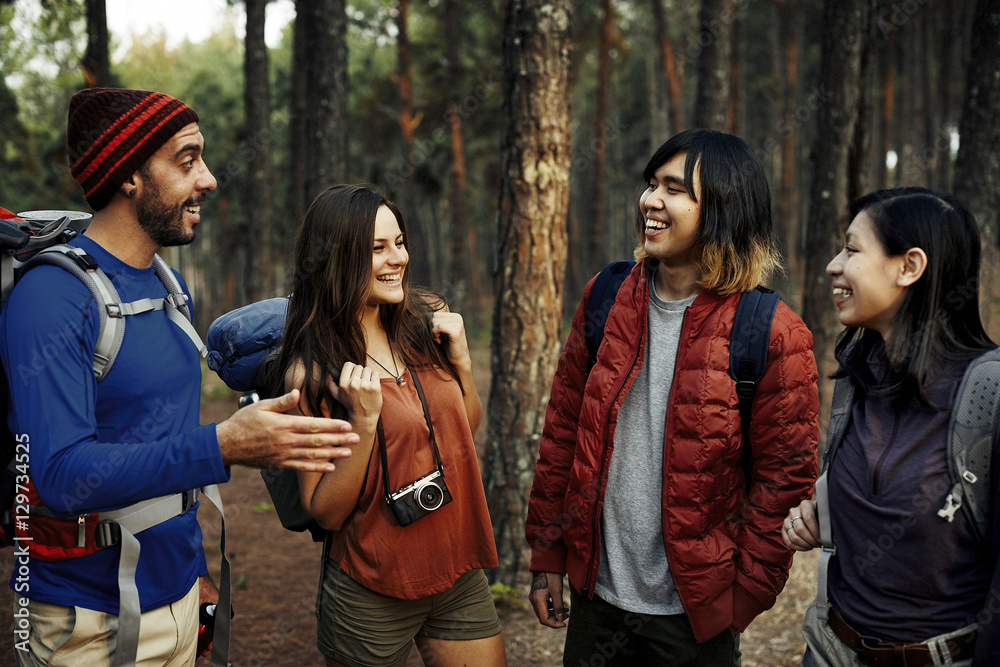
[166,293,189,309]
[182,489,199,513]
[95,520,121,548]
[735,379,756,400]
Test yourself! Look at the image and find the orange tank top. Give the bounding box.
[327,366,498,599]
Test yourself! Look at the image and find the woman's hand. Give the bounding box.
[782,499,821,551]
[331,361,383,431]
[430,311,473,370]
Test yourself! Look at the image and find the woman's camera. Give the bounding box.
[388,470,452,526]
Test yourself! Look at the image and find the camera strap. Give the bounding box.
[377,368,446,503]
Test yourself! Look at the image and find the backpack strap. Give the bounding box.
[812,376,855,622]
[21,246,206,381]
[585,260,636,369]
[97,484,231,667]
[938,347,1000,542]
[728,286,780,461]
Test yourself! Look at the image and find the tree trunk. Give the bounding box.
[394,0,430,287]
[485,0,573,588]
[778,0,804,295]
[953,0,1000,330]
[651,0,684,136]
[82,0,111,87]
[289,0,348,237]
[286,2,309,247]
[802,0,875,394]
[243,0,274,301]
[693,0,735,129]
[444,0,476,321]
[589,0,612,274]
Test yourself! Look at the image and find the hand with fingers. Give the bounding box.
[332,361,384,432]
[782,499,821,551]
[528,571,570,629]
[429,311,473,370]
[215,389,360,471]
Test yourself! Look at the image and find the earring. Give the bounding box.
[129,189,136,198]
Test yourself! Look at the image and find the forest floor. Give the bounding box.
[0,340,817,666]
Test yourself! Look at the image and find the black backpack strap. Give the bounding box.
[585,260,636,370]
[728,286,780,467]
[822,376,856,473]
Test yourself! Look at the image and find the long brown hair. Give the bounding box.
[277,184,459,418]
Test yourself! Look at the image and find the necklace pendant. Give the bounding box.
[396,377,407,387]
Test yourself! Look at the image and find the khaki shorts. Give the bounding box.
[14,581,199,667]
[316,561,501,667]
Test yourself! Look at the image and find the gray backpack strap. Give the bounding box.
[22,245,125,381]
[99,490,198,667]
[814,376,854,622]
[199,484,232,667]
[815,472,834,622]
[151,254,207,359]
[97,485,230,667]
[23,248,206,381]
[937,348,1000,542]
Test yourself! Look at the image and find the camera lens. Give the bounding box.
[415,481,444,511]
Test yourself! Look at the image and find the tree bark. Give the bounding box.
[589,0,612,274]
[953,0,1000,329]
[242,0,274,301]
[288,0,348,243]
[692,0,735,129]
[802,0,875,394]
[444,0,476,321]
[485,0,573,587]
[392,0,430,287]
[82,0,111,87]
[778,0,804,290]
[651,0,685,136]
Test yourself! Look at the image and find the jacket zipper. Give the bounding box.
[584,317,646,595]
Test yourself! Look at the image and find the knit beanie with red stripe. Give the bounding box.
[66,87,199,211]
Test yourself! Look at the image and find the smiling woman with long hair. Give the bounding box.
[784,187,999,666]
[277,184,506,667]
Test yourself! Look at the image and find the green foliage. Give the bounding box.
[0,0,88,212]
[489,581,524,607]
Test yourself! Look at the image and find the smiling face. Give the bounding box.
[639,151,702,269]
[368,205,408,307]
[827,210,910,336]
[134,122,216,247]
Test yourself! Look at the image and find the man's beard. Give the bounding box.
[135,177,201,248]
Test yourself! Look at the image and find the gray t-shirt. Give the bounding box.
[595,277,695,614]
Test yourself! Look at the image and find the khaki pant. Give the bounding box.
[14,581,199,667]
[800,600,975,667]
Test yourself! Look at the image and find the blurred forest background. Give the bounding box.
[1,0,999,586]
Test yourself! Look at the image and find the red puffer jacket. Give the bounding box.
[526,261,819,642]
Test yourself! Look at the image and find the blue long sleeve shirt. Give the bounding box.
[1,234,229,613]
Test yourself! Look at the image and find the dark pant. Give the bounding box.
[562,588,741,667]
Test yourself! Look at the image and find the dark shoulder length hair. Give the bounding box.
[276,183,460,418]
[834,187,995,405]
[633,128,782,296]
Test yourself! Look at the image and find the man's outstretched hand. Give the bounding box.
[216,389,359,471]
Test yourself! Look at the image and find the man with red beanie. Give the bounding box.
[1,88,360,667]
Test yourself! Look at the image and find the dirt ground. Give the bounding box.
[0,341,818,666]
